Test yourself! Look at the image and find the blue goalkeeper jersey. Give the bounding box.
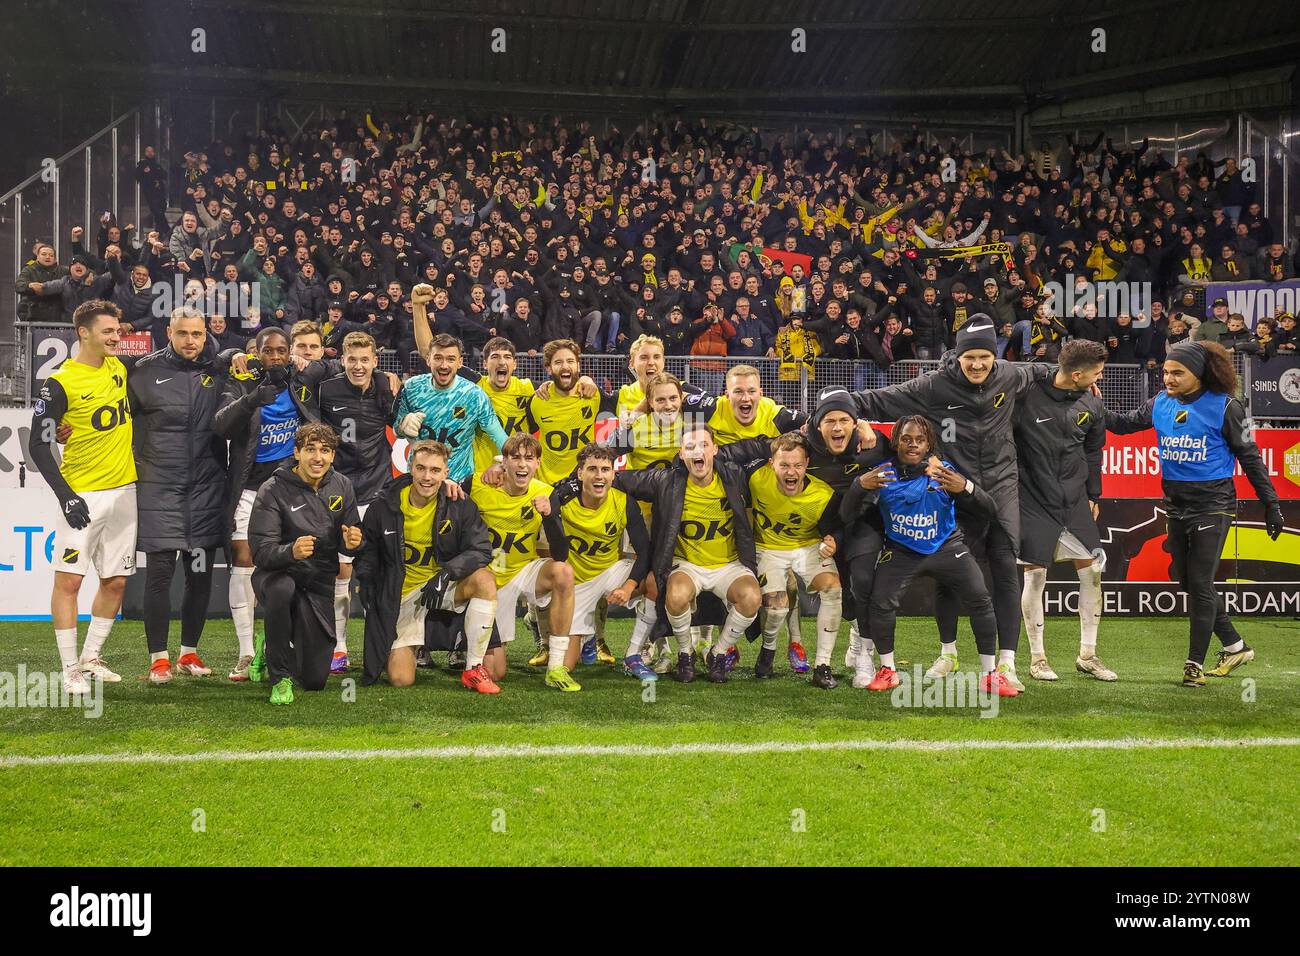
[393,373,507,482]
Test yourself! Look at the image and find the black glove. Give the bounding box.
[1266,503,1285,541]
[418,571,453,611]
[61,494,91,530]
[265,363,292,388]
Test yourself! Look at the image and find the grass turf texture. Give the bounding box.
[1,617,1297,866]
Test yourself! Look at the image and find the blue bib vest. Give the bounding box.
[1152,391,1234,482]
[878,459,958,555]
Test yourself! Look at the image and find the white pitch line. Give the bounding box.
[2,736,1299,769]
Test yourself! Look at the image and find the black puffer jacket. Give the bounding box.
[128,343,229,552]
[354,474,493,684]
[849,352,1053,547]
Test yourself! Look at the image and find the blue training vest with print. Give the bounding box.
[1152,391,1234,482]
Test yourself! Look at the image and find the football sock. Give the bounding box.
[667,610,692,654]
[627,602,656,657]
[1077,563,1102,655]
[979,653,996,675]
[760,603,784,651]
[55,627,79,669]
[998,649,1016,667]
[847,622,862,660]
[880,651,896,670]
[547,634,571,671]
[814,587,842,666]
[1222,639,1245,654]
[941,641,958,659]
[179,644,197,658]
[230,566,255,657]
[151,651,169,663]
[333,577,350,652]
[1022,566,1047,656]
[716,607,757,654]
[80,616,114,661]
[463,597,497,668]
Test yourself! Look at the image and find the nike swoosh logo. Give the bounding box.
[331,405,347,411]
[291,504,306,512]
[155,377,172,384]
[1035,416,1051,423]
[947,404,963,409]
[1196,524,1214,531]
[965,322,994,334]
[384,530,397,535]
[955,551,968,558]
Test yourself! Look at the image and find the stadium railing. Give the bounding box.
[9,323,1282,421]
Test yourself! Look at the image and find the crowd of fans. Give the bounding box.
[15,112,1300,387]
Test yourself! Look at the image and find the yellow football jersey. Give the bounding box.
[674,474,737,568]
[399,485,440,597]
[617,381,646,418]
[470,477,553,586]
[704,395,784,445]
[472,374,535,476]
[626,414,682,471]
[46,355,137,492]
[527,389,600,484]
[748,466,834,550]
[559,487,630,584]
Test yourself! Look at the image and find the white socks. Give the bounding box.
[179,644,197,658]
[334,577,351,652]
[55,627,78,669]
[463,597,497,668]
[627,603,656,657]
[880,651,896,669]
[814,588,842,666]
[1022,566,1047,656]
[998,649,1015,667]
[81,616,114,661]
[760,603,784,650]
[230,565,255,657]
[1077,563,1102,655]
[712,606,757,656]
[667,609,693,654]
[941,641,958,659]
[979,653,996,674]
[547,634,571,670]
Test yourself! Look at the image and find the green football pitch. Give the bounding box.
[1,617,1297,866]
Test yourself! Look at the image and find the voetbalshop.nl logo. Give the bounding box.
[49,886,151,936]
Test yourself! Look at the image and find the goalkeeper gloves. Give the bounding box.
[418,571,453,611]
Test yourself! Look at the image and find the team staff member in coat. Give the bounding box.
[841,416,1018,697]
[1013,340,1115,683]
[247,423,362,704]
[354,441,499,691]
[848,317,1053,686]
[128,307,232,684]
[318,330,400,674]
[1106,341,1284,687]
[213,326,332,678]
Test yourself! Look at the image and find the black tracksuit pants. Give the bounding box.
[869,536,997,657]
[1167,512,1240,665]
[143,549,216,655]
[934,516,1020,651]
[254,571,335,691]
[842,519,885,641]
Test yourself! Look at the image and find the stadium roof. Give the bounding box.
[6,0,1299,120]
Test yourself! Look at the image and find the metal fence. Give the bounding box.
[8,322,1274,420]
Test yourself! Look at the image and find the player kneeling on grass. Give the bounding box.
[473,433,579,691]
[354,440,500,692]
[841,416,1018,698]
[247,423,362,705]
[550,444,655,680]
[616,422,762,684]
[750,433,844,688]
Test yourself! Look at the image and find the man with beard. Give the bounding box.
[523,339,618,486]
[391,333,508,483]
